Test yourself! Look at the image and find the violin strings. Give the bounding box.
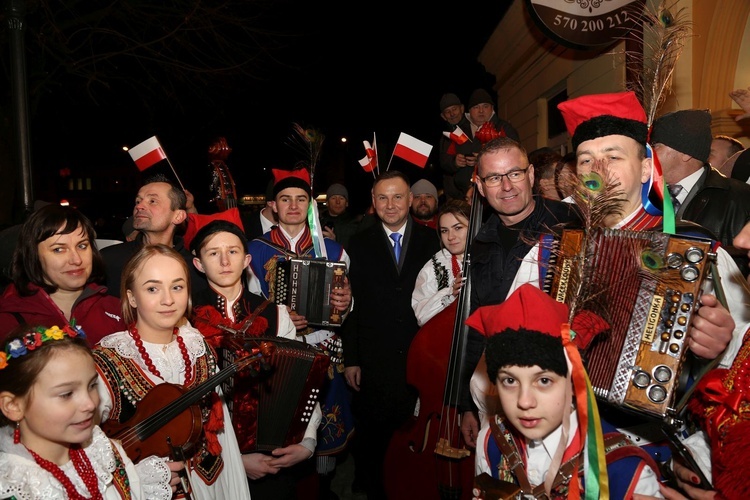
[114,354,260,449]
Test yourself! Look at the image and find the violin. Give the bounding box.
[101,347,269,462]
[384,180,484,499]
[208,137,238,211]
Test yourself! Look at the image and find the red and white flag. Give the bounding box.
[128,136,167,171]
[358,133,378,173]
[393,132,432,168]
[443,125,470,145]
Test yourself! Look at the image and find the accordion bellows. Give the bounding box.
[544,228,716,419]
[218,336,330,453]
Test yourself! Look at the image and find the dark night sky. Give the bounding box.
[25,1,512,222]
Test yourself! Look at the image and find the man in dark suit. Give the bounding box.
[651,109,750,276]
[343,170,440,498]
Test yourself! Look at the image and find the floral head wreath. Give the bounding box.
[0,323,87,370]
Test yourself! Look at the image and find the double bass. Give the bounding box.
[384,186,484,500]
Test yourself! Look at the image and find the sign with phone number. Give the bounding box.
[525,0,645,50]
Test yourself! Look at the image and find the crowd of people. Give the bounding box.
[0,83,750,500]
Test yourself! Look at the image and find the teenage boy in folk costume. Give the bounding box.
[189,217,322,499]
[470,284,663,499]
[246,167,355,498]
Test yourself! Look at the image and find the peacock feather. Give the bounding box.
[625,0,693,128]
[286,122,325,192]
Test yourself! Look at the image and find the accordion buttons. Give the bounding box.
[681,265,700,282]
[633,371,651,388]
[685,247,705,263]
[653,365,672,383]
[667,253,684,268]
[648,385,668,403]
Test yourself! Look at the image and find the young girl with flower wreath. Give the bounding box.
[92,244,251,499]
[0,323,176,499]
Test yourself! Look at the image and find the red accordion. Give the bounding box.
[217,336,330,453]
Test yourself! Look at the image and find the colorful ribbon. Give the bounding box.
[563,324,609,499]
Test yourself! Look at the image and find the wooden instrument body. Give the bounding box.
[208,137,238,211]
[100,349,265,462]
[384,301,475,500]
[101,383,203,462]
[545,228,715,419]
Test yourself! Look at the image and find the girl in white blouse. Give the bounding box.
[411,199,471,326]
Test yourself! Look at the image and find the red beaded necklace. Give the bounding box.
[129,326,193,386]
[26,445,103,500]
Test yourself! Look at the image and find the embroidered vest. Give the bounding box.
[93,341,224,484]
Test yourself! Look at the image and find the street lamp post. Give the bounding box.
[5,0,34,216]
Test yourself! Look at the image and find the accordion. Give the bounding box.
[217,336,330,453]
[543,228,717,419]
[273,258,346,327]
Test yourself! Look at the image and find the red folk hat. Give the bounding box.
[557,91,648,152]
[272,168,312,199]
[183,207,244,251]
[466,284,607,350]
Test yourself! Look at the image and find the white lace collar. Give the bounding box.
[99,323,207,384]
[0,425,116,499]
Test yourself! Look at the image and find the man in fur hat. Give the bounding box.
[553,91,750,494]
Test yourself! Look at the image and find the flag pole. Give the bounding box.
[154,135,185,191]
[373,132,380,176]
[165,158,186,191]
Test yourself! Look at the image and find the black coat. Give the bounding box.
[680,166,750,275]
[342,217,440,423]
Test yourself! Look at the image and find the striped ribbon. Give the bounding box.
[562,324,609,499]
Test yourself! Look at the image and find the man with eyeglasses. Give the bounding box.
[457,137,580,450]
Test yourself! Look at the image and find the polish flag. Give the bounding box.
[443,125,470,145]
[393,132,432,168]
[359,134,378,173]
[128,136,167,171]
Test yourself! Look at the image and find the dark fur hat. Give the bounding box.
[651,109,712,164]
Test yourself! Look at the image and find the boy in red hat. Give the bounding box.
[247,167,355,499]
[469,284,663,499]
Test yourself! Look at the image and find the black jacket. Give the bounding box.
[679,166,750,276]
[460,197,580,410]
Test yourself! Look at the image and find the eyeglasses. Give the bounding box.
[479,166,530,187]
